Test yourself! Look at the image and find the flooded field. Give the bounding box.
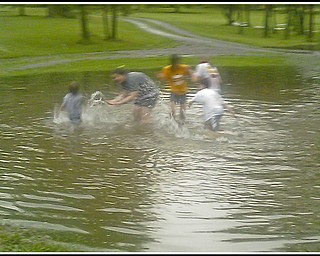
[0,66,319,252]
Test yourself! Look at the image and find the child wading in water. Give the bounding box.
[188,77,236,132]
[56,81,85,125]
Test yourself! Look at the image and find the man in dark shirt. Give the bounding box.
[106,68,160,125]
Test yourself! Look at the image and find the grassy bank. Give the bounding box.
[0,55,288,78]
[0,5,318,78]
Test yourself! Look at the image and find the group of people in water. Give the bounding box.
[56,54,237,133]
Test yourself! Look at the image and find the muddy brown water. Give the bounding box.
[0,66,319,252]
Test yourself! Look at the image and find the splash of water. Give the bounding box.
[88,91,106,107]
[52,91,241,141]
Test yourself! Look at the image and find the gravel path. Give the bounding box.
[2,17,320,77]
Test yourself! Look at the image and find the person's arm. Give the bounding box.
[188,95,197,108]
[158,68,169,84]
[106,91,127,105]
[107,91,139,105]
[215,68,223,85]
[192,73,199,83]
[188,100,194,108]
[192,64,204,83]
[187,66,197,83]
[55,98,66,118]
[156,71,164,81]
[223,102,237,118]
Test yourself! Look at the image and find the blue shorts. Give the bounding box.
[205,114,222,131]
[170,93,187,105]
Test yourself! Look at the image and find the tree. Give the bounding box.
[245,4,251,27]
[47,5,74,18]
[238,5,245,34]
[221,4,238,25]
[101,4,119,40]
[111,5,118,40]
[79,5,90,43]
[294,5,306,35]
[102,5,110,40]
[307,4,314,41]
[264,4,273,37]
[17,5,26,16]
[284,5,294,40]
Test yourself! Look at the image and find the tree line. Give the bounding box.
[6,4,320,43]
[223,4,317,40]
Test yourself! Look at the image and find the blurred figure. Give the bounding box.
[56,81,85,125]
[158,54,194,123]
[193,57,222,94]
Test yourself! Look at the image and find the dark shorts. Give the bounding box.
[170,93,187,105]
[135,92,159,108]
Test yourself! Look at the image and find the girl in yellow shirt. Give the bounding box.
[159,54,194,123]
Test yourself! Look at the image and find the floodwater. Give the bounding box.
[0,66,319,252]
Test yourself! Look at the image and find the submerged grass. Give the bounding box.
[0,225,74,252]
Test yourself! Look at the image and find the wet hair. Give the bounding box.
[200,56,209,64]
[200,77,211,88]
[112,68,128,76]
[68,81,80,94]
[171,54,180,66]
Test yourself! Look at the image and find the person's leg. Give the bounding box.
[179,94,187,121]
[133,107,142,122]
[133,106,153,125]
[170,93,177,119]
[140,106,152,124]
[207,115,222,131]
[180,103,186,121]
[133,95,157,124]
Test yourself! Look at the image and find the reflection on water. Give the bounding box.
[0,67,319,252]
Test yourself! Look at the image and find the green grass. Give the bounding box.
[131,6,320,50]
[0,225,74,252]
[1,5,319,60]
[0,5,299,77]
[0,14,178,58]
[0,6,317,76]
[0,55,288,78]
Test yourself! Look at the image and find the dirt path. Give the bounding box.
[2,17,320,77]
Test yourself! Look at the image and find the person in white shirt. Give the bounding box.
[188,77,236,132]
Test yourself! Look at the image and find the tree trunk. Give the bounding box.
[223,5,236,25]
[264,5,272,37]
[285,5,293,40]
[308,4,314,40]
[102,5,110,40]
[18,6,25,16]
[111,5,118,39]
[296,5,305,35]
[238,5,244,35]
[245,5,251,27]
[80,5,90,42]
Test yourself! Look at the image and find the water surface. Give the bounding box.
[0,67,319,252]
